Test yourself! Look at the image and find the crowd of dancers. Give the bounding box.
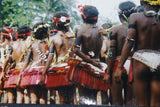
[0,0,160,106]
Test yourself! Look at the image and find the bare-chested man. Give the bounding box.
[39,12,75,104]
[9,25,32,104]
[103,1,136,105]
[72,5,107,105]
[115,0,160,106]
[0,27,15,103]
[18,22,50,104]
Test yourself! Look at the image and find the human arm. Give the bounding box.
[103,31,117,83]
[39,41,55,85]
[72,31,101,68]
[1,45,13,80]
[0,55,12,80]
[114,14,137,82]
[17,48,32,86]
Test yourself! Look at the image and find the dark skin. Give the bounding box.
[40,31,75,84]
[10,36,32,104]
[103,21,130,105]
[115,4,160,106]
[72,24,103,68]
[10,37,28,104]
[17,34,49,104]
[72,23,103,105]
[39,29,75,104]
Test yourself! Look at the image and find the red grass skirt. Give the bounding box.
[20,67,44,88]
[113,60,127,73]
[20,66,72,88]
[3,69,19,89]
[128,59,133,83]
[45,66,72,89]
[0,66,3,89]
[67,58,110,91]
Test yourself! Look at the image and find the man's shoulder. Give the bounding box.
[110,25,121,33]
[130,12,144,20]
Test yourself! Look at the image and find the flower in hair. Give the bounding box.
[60,16,67,23]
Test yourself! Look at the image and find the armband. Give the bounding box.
[128,24,136,29]
[49,45,56,53]
[110,45,116,48]
[127,37,135,42]
[107,47,113,58]
[110,35,117,40]
[75,37,81,46]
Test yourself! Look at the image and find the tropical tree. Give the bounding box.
[0,0,80,28]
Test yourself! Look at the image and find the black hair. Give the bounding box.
[1,27,11,41]
[18,25,31,35]
[140,1,160,12]
[33,22,49,40]
[82,6,99,24]
[12,32,17,41]
[102,23,112,30]
[119,1,136,20]
[136,5,144,13]
[17,25,31,39]
[53,12,70,31]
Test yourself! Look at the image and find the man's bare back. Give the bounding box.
[130,13,160,50]
[110,24,128,56]
[51,31,73,58]
[77,24,103,59]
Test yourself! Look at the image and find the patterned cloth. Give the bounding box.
[132,49,160,71]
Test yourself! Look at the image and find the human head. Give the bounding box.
[16,25,31,40]
[118,1,136,21]
[140,0,160,12]
[1,27,14,42]
[33,22,50,40]
[52,12,70,32]
[78,5,99,24]
[101,23,113,32]
[136,5,144,13]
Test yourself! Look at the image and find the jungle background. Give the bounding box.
[0,0,118,30]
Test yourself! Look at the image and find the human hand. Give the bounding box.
[99,28,108,35]
[16,73,22,86]
[0,72,5,81]
[114,66,123,82]
[39,74,46,85]
[103,73,110,84]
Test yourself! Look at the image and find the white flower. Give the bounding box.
[60,16,66,22]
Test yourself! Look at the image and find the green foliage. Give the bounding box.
[0,0,80,29]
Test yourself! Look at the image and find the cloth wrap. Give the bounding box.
[132,49,160,71]
[67,58,110,91]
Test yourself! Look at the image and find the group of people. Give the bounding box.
[0,0,160,106]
